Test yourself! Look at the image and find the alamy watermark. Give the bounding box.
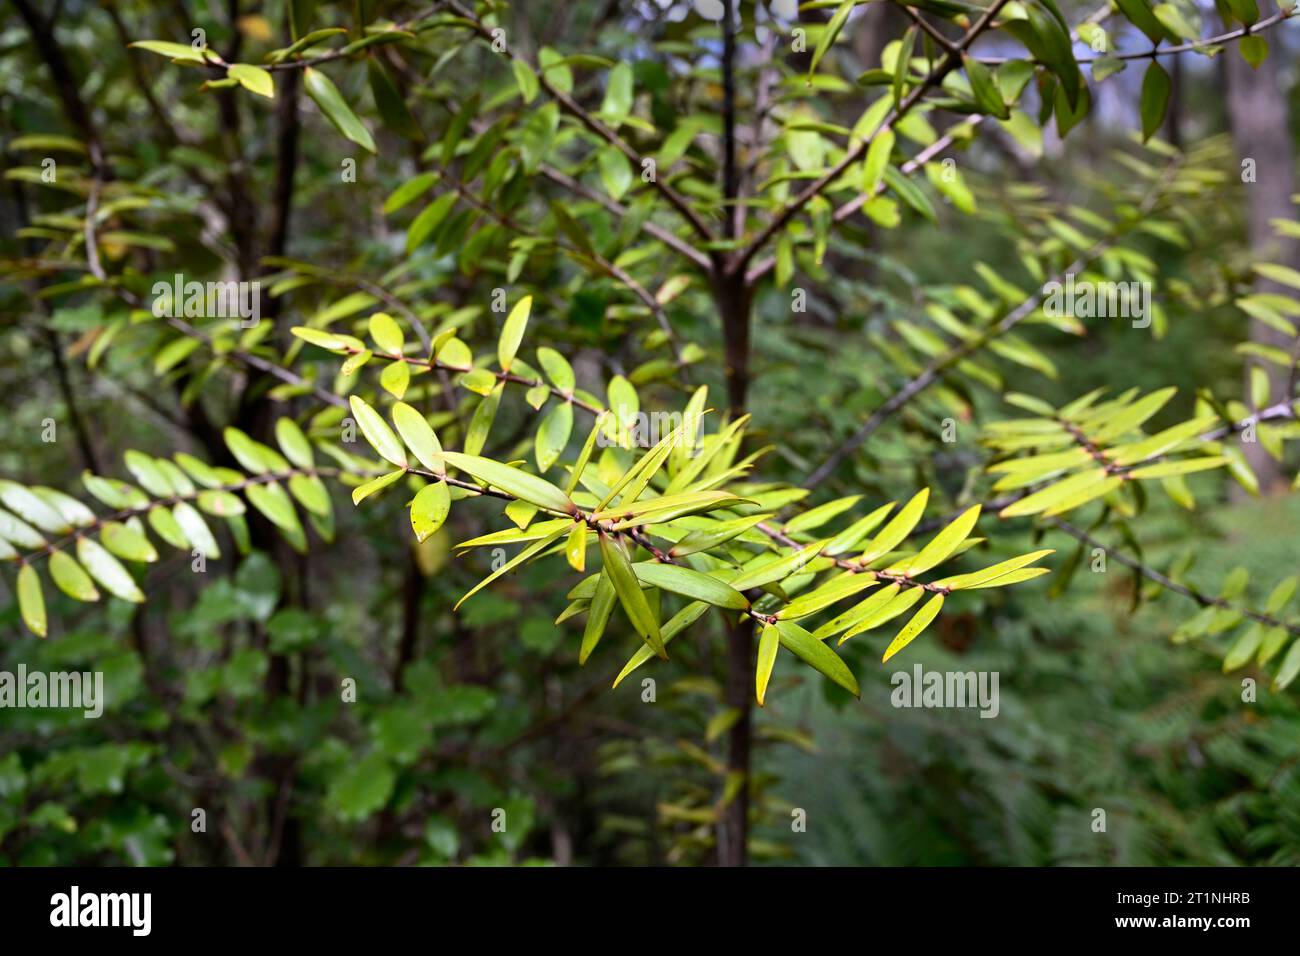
[890,664,999,718]
[0,665,104,718]
[1042,273,1151,329]
[50,886,151,936]
[151,273,260,328]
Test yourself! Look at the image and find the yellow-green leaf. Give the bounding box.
[756,623,779,706]
[882,593,944,662]
[410,480,450,542]
[349,395,408,468]
[17,564,47,637]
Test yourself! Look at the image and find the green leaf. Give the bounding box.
[1139,61,1170,143]
[601,62,634,123]
[463,383,503,457]
[304,66,376,153]
[861,130,894,197]
[536,348,575,392]
[580,571,617,664]
[785,495,862,536]
[228,63,274,98]
[776,620,859,697]
[0,481,69,532]
[441,452,573,513]
[670,514,770,557]
[840,585,925,642]
[391,402,445,475]
[128,40,209,63]
[100,522,158,563]
[933,549,1054,590]
[893,505,980,575]
[565,416,605,496]
[406,193,458,253]
[814,582,900,640]
[498,295,532,372]
[456,526,568,611]
[511,58,539,103]
[244,482,300,539]
[1275,638,1300,691]
[380,360,410,399]
[49,551,99,602]
[275,418,315,470]
[964,567,1049,589]
[1239,35,1268,69]
[810,0,855,81]
[349,396,408,468]
[291,326,352,352]
[779,573,878,620]
[384,172,439,214]
[730,540,828,592]
[892,27,916,107]
[881,593,944,662]
[17,564,47,637]
[173,502,221,559]
[599,533,666,659]
[883,165,937,222]
[76,536,144,603]
[999,468,1113,518]
[966,57,1009,119]
[632,562,749,611]
[367,59,422,141]
[566,521,587,572]
[1127,456,1228,480]
[351,469,404,505]
[597,146,633,201]
[858,488,929,564]
[369,312,404,354]
[1115,0,1171,42]
[288,474,331,517]
[535,401,573,473]
[611,601,709,687]
[756,623,779,706]
[410,480,451,543]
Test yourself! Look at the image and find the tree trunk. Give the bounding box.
[1223,42,1299,495]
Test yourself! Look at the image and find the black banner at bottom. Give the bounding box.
[0,866,1280,941]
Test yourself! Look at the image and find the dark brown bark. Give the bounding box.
[717,615,755,867]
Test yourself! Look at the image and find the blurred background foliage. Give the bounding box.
[1,0,1298,866]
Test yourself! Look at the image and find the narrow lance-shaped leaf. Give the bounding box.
[756,623,779,706]
[858,488,930,564]
[775,620,859,698]
[893,505,981,575]
[809,0,855,81]
[455,526,567,610]
[566,521,587,573]
[598,533,666,659]
[498,295,532,372]
[580,571,616,664]
[304,66,376,153]
[882,593,945,662]
[441,452,573,513]
[631,562,749,611]
[612,602,709,688]
[841,585,925,642]
[1139,61,1171,143]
